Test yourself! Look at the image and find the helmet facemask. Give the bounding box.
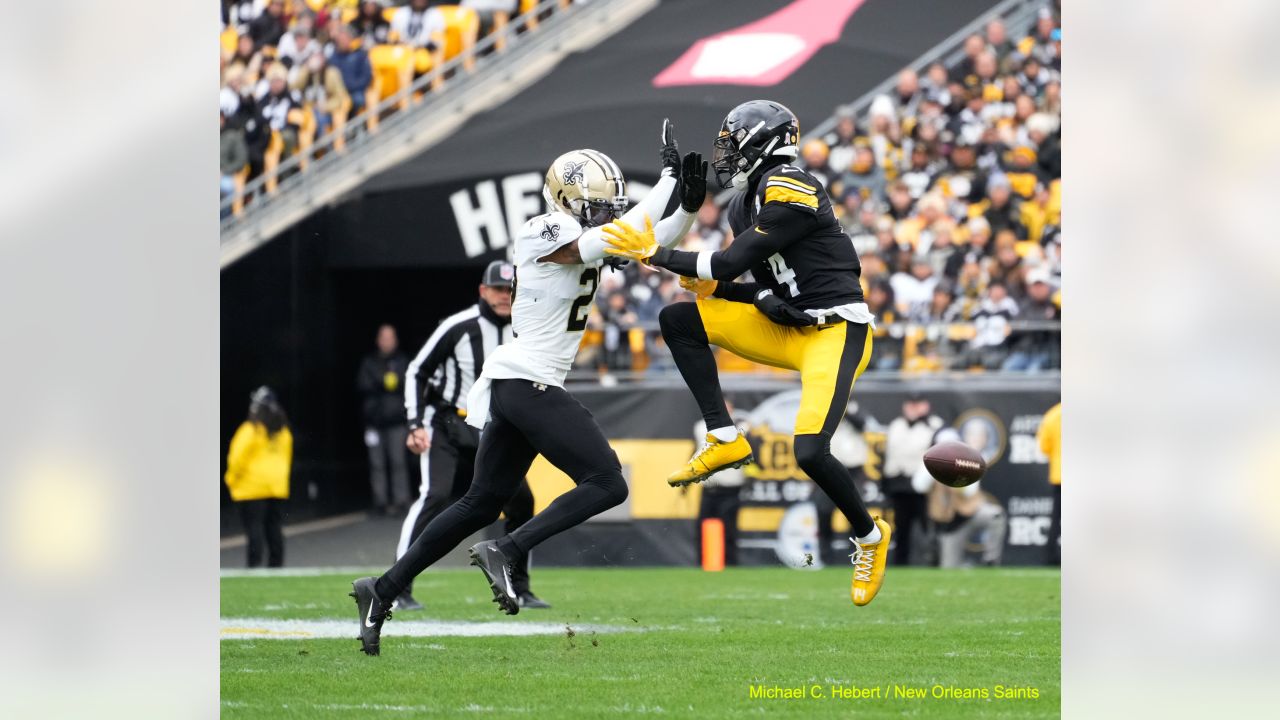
[579,195,629,227]
[713,126,783,191]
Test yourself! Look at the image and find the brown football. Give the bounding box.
[923,441,987,488]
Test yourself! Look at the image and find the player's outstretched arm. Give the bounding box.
[571,119,683,265]
[613,202,816,280]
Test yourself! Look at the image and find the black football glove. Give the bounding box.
[660,118,680,174]
[604,256,630,272]
[754,290,817,327]
[679,151,708,212]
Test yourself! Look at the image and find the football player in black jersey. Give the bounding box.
[602,100,891,606]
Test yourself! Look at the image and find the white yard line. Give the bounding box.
[219,511,369,550]
[220,617,639,640]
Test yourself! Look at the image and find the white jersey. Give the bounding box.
[480,212,602,388]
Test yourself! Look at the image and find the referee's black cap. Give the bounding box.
[481,260,515,287]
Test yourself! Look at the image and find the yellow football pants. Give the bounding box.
[696,297,873,435]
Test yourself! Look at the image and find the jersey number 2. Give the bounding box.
[566,267,598,332]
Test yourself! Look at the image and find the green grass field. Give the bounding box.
[221,567,1059,718]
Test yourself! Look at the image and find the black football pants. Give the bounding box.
[376,379,628,600]
[396,415,536,595]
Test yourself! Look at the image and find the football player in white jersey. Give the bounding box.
[351,121,709,655]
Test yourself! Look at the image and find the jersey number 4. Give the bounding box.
[768,253,800,296]
[566,267,598,332]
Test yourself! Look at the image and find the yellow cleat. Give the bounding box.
[667,433,753,487]
[850,516,892,607]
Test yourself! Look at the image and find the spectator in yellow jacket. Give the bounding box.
[1036,401,1061,565]
[225,387,293,567]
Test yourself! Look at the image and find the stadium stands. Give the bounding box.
[220,0,577,216]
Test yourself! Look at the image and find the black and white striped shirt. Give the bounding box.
[405,301,512,429]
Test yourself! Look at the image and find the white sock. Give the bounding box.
[708,426,738,443]
[856,524,882,545]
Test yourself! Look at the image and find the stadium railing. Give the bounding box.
[220,0,659,268]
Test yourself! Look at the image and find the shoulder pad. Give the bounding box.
[520,212,583,244]
[759,167,820,212]
[516,212,583,266]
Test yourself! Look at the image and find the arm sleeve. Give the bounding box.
[649,202,816,280]
[653,206,696,249]
[576,171,677,263]
[712,281,761,304]
[404,324,459,427]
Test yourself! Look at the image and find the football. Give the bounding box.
[923,441,987,488]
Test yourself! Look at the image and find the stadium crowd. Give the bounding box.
[220,0,570,214]
[581,7,1062,376]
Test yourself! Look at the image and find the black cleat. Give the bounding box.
[468,541,520,615]
[517,591,551,609]
[349,577,393,656]
[394,591,424,611]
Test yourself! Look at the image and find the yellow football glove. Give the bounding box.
[679,275,718,298]
[602,215,658,263]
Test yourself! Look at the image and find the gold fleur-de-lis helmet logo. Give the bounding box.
[562,160,587,186]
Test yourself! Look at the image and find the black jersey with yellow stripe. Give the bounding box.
[726,164,864,311]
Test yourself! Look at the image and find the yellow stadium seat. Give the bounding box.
[369,43,414,109]
[438,6,480,69]
[341,7,359,25]
[220,27,239,57]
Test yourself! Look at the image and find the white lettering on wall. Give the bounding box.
[502,172,545,243]
[450,180,508,257]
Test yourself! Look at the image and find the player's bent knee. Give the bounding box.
[792,433,832,474]
[591,470,629,507]
[458,489,507,524]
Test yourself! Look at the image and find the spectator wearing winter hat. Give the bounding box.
[838,143,887,204]
[798,139,836,189]
[982,174,1027,239]
[278,15,322,69]
[1026,113,1061,180]
[1003,145,1044,200]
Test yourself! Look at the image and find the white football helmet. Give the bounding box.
[543,149,628,227]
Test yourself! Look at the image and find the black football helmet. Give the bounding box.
[711,100,801,190]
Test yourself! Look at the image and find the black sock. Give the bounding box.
[794,433,875,538]
[495,535,522,558]
[660,302,733,430]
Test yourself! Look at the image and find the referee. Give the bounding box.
[395,260,549,611]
